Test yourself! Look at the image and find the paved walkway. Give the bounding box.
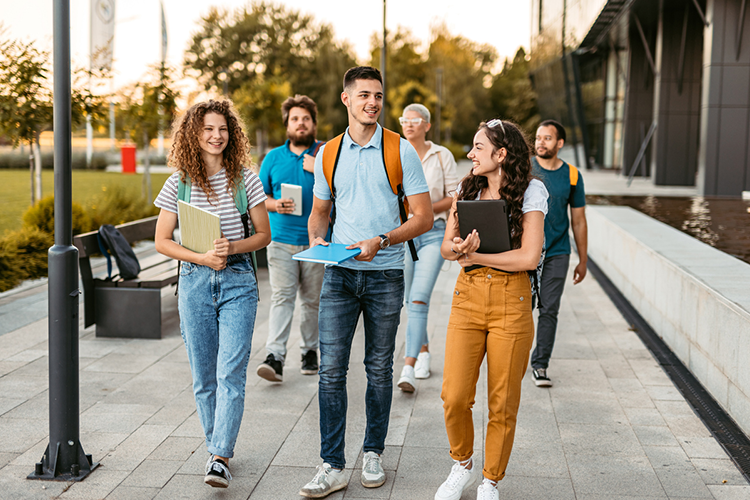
[0,251,748,499]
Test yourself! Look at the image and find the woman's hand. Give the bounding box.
[213,236,230,257]
[453,230,481,254]
[202,250,227,270]
[457,252,475,268]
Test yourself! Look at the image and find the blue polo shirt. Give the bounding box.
[313,124,428,270]
[259,140,320,245]
[531,157,586,258]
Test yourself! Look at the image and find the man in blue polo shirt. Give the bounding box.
[299,67,432,498]
[256,95,324,383]
[530,120,588,388]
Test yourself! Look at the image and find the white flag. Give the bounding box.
[90,0,116,71]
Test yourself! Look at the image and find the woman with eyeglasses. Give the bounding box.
[396,103,459,393]
[433,119,547,500]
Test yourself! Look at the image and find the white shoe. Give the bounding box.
[414,352,431,379]
[476,479,499,500]
[434,459,476,500]
[397,365,416,393]
[299,463,348,498]
[361,451,386,488]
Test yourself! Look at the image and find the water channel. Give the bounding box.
[587,195,750,265]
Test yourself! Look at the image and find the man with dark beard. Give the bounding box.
[257,95,325,383]
[530,119,588,388]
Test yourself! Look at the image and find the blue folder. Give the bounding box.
[292,244,361,265]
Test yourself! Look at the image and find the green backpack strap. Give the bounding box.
[233,175,258,275]
[178,173,258,277]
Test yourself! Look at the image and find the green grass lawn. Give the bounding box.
[0,169,171,236]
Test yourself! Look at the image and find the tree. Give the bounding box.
[184,1,356,146]
[232,73,292,158]
[0,35,107,205]
[489,47,540,133]
[119,65,179,203]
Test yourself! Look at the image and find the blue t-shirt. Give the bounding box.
[259,140,320,245]
[531,157,586,258]
[313,125,429,270]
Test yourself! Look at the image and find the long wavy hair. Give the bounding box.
[168,99,252,203]
[454,119,533,249]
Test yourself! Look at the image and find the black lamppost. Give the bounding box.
[28,0,98,482]
[379,0,387,127]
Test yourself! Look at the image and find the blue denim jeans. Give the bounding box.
[265,241,324,363]
[178,253,258,458]
[403,218,446,359]
[317,266,405,469]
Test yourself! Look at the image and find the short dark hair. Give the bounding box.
[281,95,318,127]
[343,66,383,92]
[539,119,566,142]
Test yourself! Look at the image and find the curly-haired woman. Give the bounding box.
[154,99,271,489]
[434,120,548,500]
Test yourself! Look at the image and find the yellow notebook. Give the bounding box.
[177,200,221,254]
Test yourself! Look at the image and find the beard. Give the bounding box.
[288,127,316,148]
[536,147,557,159]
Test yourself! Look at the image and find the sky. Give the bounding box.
[2,0,532,92]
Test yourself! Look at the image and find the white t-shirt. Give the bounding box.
[420,142,459,221]
[155,167,266,242]
[456,178,549,216]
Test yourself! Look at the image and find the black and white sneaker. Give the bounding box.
[204,457,231,488]
[301,350,319,375]
[257,354,283,382]
[532,367,552,387]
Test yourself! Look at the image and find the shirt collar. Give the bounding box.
[343,123,383,150]
[284,139,320,157]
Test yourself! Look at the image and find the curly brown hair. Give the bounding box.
[168,99,252,203]
[454,119,533,249]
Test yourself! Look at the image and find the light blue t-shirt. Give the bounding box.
[313,124,429,270]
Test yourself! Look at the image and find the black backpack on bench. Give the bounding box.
[97,224,141,280]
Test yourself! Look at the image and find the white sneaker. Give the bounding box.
[434,459,476,500]
[299,463,348,498]
[414,352,431,379]
[476,479,499,500]
[397,365,416,393]
[361,451,386,488]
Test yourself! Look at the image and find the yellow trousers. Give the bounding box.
[441,267,534,481]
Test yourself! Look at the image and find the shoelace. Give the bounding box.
[311,464,331,485]
[445,461,471,488]
[363,455,381,474]
[209,460,232,481]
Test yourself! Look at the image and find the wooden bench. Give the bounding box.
[73,216,178,339]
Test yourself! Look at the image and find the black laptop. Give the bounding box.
[456,200,512,253]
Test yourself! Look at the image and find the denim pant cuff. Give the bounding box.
[208,444,234,459]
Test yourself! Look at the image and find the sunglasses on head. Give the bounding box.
[486,118,506,136]
[399,117,424,126]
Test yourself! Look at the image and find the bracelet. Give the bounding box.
[451,245,458,254]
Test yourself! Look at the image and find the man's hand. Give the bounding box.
[573,261,587,284]
[275,197,296,214]
[310,236,329,248]
[302,154,315,173]
[348,237,380,262]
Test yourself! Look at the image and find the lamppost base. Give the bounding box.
[26,442,99,482]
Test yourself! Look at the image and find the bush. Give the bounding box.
[86,184,158,228]
[0,228,53,292]
[0,244,21,292]
[0,150,110,170]
[22,196,93,236]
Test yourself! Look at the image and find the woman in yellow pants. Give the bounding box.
[434,119,547,500]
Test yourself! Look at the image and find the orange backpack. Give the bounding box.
[321,128,418,261]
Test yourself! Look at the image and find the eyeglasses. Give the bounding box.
[486,118,506,136]
[399,117,424,126]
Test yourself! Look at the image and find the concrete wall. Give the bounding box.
[587,205,750,436]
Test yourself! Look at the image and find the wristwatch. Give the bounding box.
[378,234,391,250]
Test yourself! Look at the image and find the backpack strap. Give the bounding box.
[381,128,418,262]
[233,174,258,275]
[177,174,191,203]
[321,133,345,238]
[568,164,579,206]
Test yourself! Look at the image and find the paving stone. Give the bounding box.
[559,422,645,457]
[566,453,666,497]
[59,469,130,499]
[643,445,713,498]
[495,475,576,500]
[678,436,732,460]
[633,425,680,447]
[0,417,49,453]
[83,353,163,374]
[624,407,668,427]
[100,425,176,471]
[706,484,750,499]
[148,437,203,462]
[691,458,749,486]
[121,459,183,488]
[105,486,159,500]
[234,465,327,500]
[0,464,68,499]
